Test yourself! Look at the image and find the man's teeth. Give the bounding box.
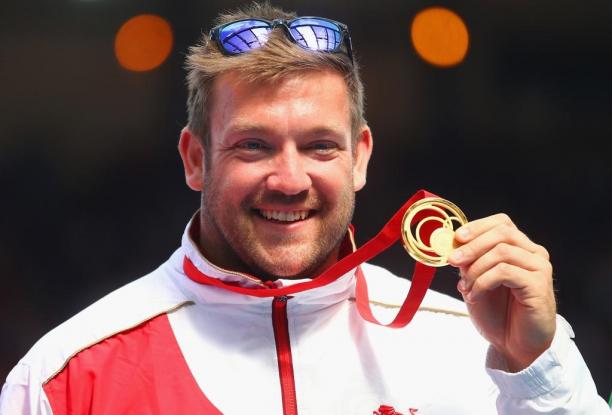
[259,209,309,222]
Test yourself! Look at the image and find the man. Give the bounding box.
[1,3,608,414]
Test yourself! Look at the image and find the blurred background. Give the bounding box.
[1,0,610,398]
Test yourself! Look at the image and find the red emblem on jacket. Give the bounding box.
[373,405,418,415]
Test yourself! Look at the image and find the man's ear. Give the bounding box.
[178,127,205,191]
[352,125,373,192]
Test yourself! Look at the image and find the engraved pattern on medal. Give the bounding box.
[401,198,468,267]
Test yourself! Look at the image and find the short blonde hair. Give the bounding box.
[185,2,365,153]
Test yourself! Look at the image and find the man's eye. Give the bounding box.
[237,140,267,151]
[310,142,338,154]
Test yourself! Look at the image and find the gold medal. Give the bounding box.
[401,197,468,267]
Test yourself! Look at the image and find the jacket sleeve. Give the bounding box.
[486,315,611,414]
[0,363,53,415]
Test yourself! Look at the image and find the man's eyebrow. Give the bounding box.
[297,127,347,141]
[224,124,348,141]
[224,124,273,137]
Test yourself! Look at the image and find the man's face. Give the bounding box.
[190,70,371,279]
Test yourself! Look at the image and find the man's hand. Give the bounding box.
[447,214,557,372]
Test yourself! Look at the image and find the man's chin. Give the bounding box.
[256,261,318,280]
[248,250,332,280]
[235,232,344,280]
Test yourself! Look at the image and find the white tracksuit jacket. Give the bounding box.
[1,222,609,414]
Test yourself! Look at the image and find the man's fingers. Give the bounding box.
[454,213,515,244]
[449,223,541,267]
[533,243,550,261]
[462,263,533,303]
[460,243,549,291]
[447,213,554,305]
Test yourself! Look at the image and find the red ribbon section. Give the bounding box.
[183,189,439,328]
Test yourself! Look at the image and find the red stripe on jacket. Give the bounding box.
[43,314,221,414]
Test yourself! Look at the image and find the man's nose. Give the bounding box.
[266,147,312,195]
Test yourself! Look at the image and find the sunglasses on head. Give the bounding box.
[210,17,353,63]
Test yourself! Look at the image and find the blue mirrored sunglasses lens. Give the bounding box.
[289,18,342,51]
[219,20,271,54]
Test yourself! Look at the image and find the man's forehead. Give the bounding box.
[210,69,349,102]
[208,69,351,132]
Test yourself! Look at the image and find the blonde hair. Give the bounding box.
[185,2,365,153]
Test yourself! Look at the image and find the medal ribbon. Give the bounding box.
[183,189,438,328]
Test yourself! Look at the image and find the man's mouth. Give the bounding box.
[256,209,313,223]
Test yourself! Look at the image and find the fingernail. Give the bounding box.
[458,278,468,292]
[451,249,464,262]
[466,291,475,303]
[457,227,470,239]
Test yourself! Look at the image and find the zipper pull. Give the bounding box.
[273,296,289,309]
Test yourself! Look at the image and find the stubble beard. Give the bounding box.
[199,179,355,281]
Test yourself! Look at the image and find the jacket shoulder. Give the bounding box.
[9,254,191,387]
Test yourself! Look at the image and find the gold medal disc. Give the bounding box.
[401,198,468,267]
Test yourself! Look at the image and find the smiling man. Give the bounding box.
[181,69,368,280]
[1,3,609,415]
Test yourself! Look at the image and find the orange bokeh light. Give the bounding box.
[114,14,173,72]
[411,7,469,68]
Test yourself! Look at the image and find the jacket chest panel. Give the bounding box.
[167,298,495,414]
[292,303,496,414]
[168,303,284,414]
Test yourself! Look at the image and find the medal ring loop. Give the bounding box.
[401,197,468,267]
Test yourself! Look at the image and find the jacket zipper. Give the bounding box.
[272,296,298,415]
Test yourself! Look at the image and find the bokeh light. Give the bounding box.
[411,7,469,68]
[114,14,173,72]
